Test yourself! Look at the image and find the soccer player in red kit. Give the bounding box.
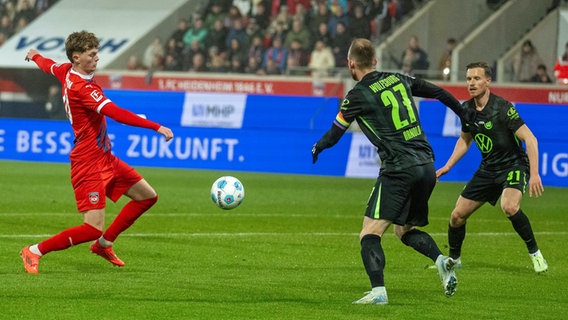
[19,30,174,274]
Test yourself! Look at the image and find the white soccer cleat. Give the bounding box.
[529,250,548,273]
[436,255,457,297]
[352,289,388,305]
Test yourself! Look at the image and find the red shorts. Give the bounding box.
[71,154,142,212]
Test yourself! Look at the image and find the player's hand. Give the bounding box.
[312,143,321,164]
[435,166,450,182]
[25,49,39,62]
[158,126,174,142]
[528,174,544,198]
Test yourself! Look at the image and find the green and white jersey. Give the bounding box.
[461,93,529,172]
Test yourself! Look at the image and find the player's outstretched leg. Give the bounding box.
[436,255,458,297]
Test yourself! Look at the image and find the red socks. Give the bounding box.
[103,196,158,242]
[38,223,102,254]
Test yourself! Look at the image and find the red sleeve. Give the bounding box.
[32,54,71,83]
[100,102,161,131]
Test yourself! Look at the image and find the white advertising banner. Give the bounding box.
[181,93,247,129]
[0,0,187,69]
[344,132,380,178]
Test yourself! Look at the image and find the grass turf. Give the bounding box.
[0,160,565,319]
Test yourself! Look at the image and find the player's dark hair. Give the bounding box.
[348,38,375,69]
[65,30,100,62]
[466,61,492,79]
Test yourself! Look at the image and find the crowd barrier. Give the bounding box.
[0,90,566,187]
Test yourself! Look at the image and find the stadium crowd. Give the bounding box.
[129,0,426,77]
[0,0,56,47]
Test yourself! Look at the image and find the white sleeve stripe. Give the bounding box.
[50,64,55,75]
[96,99,111,113]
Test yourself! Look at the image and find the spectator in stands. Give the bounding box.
[34,0,51,16]
[366,0,388,41]
[164,37,182,65]
[328,0,348,14]
[143,37,165,70]
[308,39,335,78]
[250,1,270,30]
[183,17,208,50]
[14,0,35,26]
[226,38,247,67]
[284,18,310,51]
[438,37,456,81]
[224,5,243,28]
[286,39,308,74]
[188,51,209,72]
[13,15,29,34]
[269,4,292,32]
[311,21,332,50]
[401,35,429,77]
[182,40,207,71]
[244,55,262,74]
[513,39,544,82]
[126,55,142,70]
[169,18,189,54]
[205,18,228,53]
[0,31,6,47]
[248,34,265,66]
[229,54,245,73]
[225,17,249,51]
[291,2,309,24]
[309,1,331,35]
[263,36,288,71]
[330,21,350,67]
[245,17,263,41]
[529,64,553,83]
[163,53,182,71]
[349,3,371,40]
[261,57,283,75]
[0,14,13,38]
[207,45,228,72]
[327,3,349,37]
[204,2,227,29]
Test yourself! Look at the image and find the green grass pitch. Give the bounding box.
[0,160,566,319]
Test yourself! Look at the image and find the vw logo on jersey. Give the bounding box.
[474,133,493,153]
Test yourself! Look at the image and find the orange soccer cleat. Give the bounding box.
[90,241,125,267]
[20,246,40,274]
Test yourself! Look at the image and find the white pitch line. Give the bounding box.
[0,231,566,239]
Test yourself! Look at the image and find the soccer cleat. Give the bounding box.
[20,246,40,274]
[90,241,125,267]
[435,255,457,297]
[352,290,388,305]
[529,250,548,273]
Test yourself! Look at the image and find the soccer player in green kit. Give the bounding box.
[436,62,548,274]
[312,38,463,304]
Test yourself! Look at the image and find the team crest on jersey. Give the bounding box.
[90,90,103,102]
[89,192,100,204]
[484,121,493,130]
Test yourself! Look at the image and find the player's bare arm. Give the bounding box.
[436,131,472,180]
[515,125,544,197]
[25,49,39,61]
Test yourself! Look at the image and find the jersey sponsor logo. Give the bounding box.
[340,99,350,110]
[90,90,104,102]
[474,133,493,153]
[89,192,100,205]
[507,107,520,120]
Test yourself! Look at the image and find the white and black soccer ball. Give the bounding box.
[210,176,245,210]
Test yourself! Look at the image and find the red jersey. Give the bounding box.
[32,54,160,165]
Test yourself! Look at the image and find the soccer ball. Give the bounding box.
[210,176,245,209]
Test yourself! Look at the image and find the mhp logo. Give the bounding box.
[191,103,236,118]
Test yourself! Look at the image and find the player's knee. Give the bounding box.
[450,211,466,227]
[500,203,519,216]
